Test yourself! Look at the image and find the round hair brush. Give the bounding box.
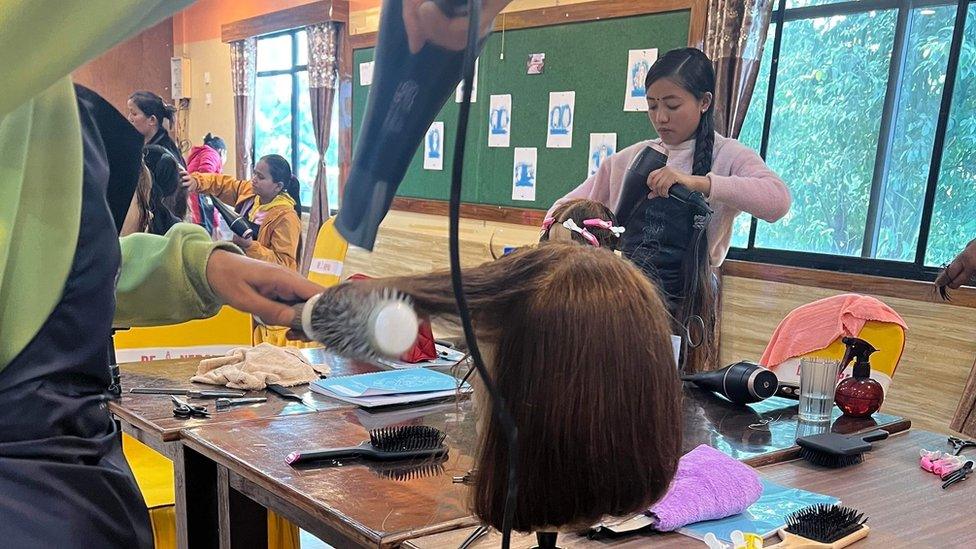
[767,504,868,548]
[286,425,447,466]
[286,286,420,360]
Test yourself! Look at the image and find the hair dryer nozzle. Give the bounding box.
[681,361,778,404]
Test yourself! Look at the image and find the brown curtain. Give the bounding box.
[704,0,774,138]
[230,37,257,179]
[952,359,976,436]
[300,22,340,275]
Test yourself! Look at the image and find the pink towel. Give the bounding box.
[647,445,763,531]
[760,294,907,367]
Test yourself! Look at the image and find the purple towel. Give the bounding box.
[647,445,763,531]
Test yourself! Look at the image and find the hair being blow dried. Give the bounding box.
[645,48,718,373]
[352,243,682,532]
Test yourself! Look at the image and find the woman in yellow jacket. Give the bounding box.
[188,154,303,270]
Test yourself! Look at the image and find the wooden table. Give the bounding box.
[405,429,971,548]
[108,348,380,548]
[178,387,910,548]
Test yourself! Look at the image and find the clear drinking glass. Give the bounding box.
[798,357,842,422]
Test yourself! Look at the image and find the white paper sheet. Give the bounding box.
[488,94,512,148]
[359,61,374,86]
[455,58,479,103]
[423,121,444,170]
[546,91,575,148]
[623,49,658,111]
[588,133,617,177]
[512,147,537,201]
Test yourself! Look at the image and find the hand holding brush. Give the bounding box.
[936,238,976,300]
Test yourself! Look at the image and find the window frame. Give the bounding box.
[254,28,311,213]
[731,0,972,281]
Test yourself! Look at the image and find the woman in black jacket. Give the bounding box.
[127,90,192,221]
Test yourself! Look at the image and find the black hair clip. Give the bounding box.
[948,436,976,456]
[941,461,973,489]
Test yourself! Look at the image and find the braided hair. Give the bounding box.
[644,48,718,373]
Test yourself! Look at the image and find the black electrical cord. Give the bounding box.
[448,2,518,548]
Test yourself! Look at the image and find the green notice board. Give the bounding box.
[352,9,691,210]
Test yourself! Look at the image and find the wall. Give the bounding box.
[174,0,605,175]
[73,18,175,114]
[172,0,324,175]
[348,0,602,34]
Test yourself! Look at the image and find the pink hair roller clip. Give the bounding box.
[933,454,968,476]
[582,218,626,238]
[920,449,944,473]
[540,217,556,236]
[561,219,600,247]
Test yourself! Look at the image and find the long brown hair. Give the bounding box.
[352,242,682,532]
[645,48,718,373]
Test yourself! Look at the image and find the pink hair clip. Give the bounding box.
[582,218,626,238]
[933,454,968,476]
[540,216,556,235]
[920,449,944,473]
[561,219,600,247]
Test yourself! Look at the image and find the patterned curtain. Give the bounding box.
[300,22,340,275]
[952,359,976,436]
[704,0,774,138]
[230,37,257,179]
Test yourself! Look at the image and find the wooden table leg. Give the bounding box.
[175,444,220,549]
[218,466,269,549]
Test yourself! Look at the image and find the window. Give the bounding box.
[734,0,976,279]
[255,29,340,212]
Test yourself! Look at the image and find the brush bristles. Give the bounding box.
[798,447,864,468]
[785,504,866,543]
[373,461,447,481]
[308,287,413,360]
[370,425,446,452]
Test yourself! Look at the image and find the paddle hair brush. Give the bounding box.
[767,504,868,548]
[286,425,448,466]
[796,430,889,468]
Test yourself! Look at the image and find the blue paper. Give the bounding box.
[677,479,839,542]
[314,369,463,398]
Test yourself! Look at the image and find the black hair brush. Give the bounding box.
[369,456,448,482]
[796,430,889,468]
[768,504,868,548]
[286,425,447,466]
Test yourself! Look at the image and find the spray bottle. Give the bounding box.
[834,337,883,418]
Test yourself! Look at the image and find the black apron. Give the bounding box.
[0,87,152,547]
[619,195,695,315]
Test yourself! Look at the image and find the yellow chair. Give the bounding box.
[122,435,298,549]
[799,320,905,393]
[254,216,349,347]
[117,309,299,548]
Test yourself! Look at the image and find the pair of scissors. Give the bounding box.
[172,396,210,419]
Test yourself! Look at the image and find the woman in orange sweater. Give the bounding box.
[187,154,303,270]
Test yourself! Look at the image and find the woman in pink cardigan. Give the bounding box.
[186,133,226,236]
[549,48,790,372]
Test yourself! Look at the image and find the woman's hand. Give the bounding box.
[648,167,711,199]
[206,250,324,328]
[180,168,199,193]
[232,234,254,250]
[936,238,976,290]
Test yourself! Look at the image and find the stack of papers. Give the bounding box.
[311,368,470,408]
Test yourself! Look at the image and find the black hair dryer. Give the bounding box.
[617,146,712,226]
[681,362,779,405]
[334,0,485,250]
